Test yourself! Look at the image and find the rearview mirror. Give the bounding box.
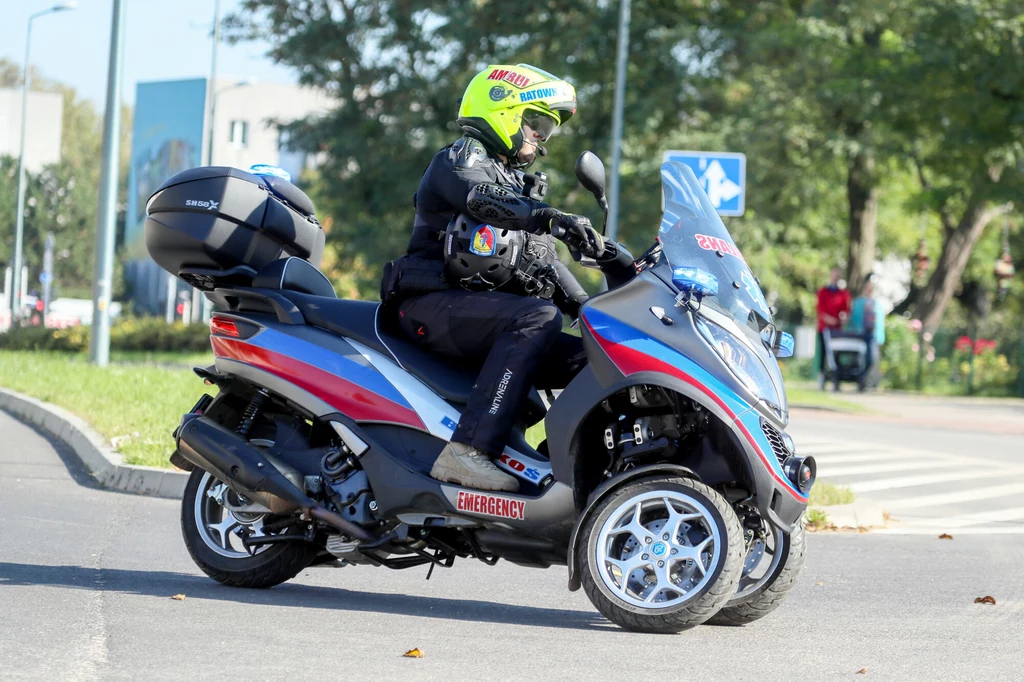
[575,151,607,203]
[773,331,795,359]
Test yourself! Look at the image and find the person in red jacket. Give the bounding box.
[816,267,851,380]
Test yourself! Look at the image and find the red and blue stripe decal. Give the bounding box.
[212,329,425,430]
[583,308,806,502]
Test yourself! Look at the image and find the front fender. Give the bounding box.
[566,463,698,592]
[546,367,808,537]
[546,367,746,504]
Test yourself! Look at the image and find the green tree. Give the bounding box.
[694,0,1024,332]
[228,0,1023,345]
[891,1,1024,332]
[227,0,708,296]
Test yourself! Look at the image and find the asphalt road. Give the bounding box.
[2,409,1023,682]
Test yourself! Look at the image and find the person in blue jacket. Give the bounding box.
[846,276,886,383]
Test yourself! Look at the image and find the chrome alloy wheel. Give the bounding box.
[735,517,784,599]
[595,490,722,609]
[194,472,272,559]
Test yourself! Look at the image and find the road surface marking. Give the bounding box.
[896,506,1024,528]
[813,452,925,465]
[882,483,1024,510]
[849,468,1023,493]
[819,459,969,478]
[798,443,872,455]
[874,526,1024,535]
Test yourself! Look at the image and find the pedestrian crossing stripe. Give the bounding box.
[792,435,1024,535]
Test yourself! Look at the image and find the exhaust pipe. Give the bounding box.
[177,415,374,541]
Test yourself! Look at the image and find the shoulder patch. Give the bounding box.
[449,137,490,170]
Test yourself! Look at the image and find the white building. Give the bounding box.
[0,88,63,172]
[207,79,328,175]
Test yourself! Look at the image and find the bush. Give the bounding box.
[108,317,211,352]
[0,318,211,353]
[880,316,1017,395]
[779,357,815,382]
[880,317,920,390]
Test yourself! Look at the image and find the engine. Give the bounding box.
[600,385,708,476]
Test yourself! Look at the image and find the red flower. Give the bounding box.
[955,336,972,352]
[972,339,996,356]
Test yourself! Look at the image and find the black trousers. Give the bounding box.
[397,289,586,455]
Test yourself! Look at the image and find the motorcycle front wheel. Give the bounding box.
[577,475,744,633]
[707,520,805,625]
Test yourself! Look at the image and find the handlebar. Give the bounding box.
[552,225,637,289]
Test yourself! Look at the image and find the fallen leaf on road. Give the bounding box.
[856,668,868,674]
[974,596,996,605]
[403,648,425,658]
[938,533,953,540]
[816,581,825,586]
[170,594,186,601]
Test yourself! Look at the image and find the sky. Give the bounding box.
[2,0,298,109]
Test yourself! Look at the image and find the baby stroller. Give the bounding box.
[820,328,868,392]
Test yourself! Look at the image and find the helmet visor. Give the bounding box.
[523,112,558,142]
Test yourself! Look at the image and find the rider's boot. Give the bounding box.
[430,442,518,492]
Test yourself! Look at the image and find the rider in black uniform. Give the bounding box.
[394,64,603,491]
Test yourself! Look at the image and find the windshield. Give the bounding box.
[658,161,787,415]
[659,161,773,333]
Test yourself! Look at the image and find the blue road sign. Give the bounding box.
[39,271,52,285]
[663,150,746,216]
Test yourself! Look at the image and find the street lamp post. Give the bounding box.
[606,0,631,242]
[193,79,252,323]
[10,2,78,322]
[192,0,223,324]
[89,0,127,366]
[203,0,222,170]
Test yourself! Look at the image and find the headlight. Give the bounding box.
[696,317,784,408]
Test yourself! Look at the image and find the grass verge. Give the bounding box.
[808,480,855,506]
[804,481,856,531]
[0,351,210,468]
[786,386,870,413]
[804,508,829,530]
[111,350,213,367]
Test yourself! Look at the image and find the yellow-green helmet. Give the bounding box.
[457,64,577,160]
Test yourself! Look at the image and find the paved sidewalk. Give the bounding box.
[792,391,1024,436]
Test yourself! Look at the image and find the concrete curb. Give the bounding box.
[0,387,187,499]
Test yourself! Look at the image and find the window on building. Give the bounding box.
[278,128,292,152]
[229,120,249,147]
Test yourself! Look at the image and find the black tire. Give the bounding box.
[181,470,319,588]
[707,523,806,626]
[578,476,744,634]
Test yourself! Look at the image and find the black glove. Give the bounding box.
[553,213,605,258]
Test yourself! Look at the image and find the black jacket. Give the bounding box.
[406,136,588,315]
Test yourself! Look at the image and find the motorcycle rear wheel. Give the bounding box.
[181,470,319,588]
[577,475,744,633]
